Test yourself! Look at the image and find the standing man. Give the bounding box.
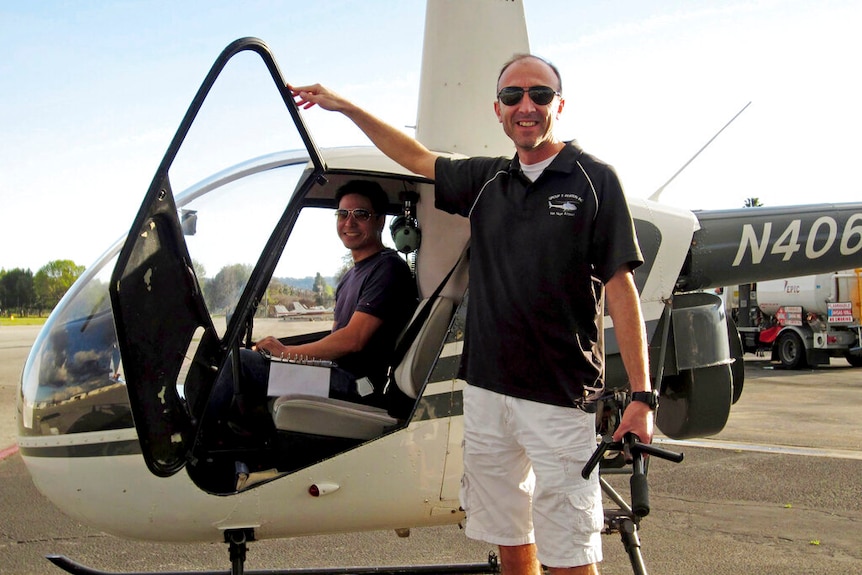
[291,53,654,575]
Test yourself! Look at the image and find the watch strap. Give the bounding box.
[631,390,659,410]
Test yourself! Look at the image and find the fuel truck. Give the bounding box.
[725,271,862,368]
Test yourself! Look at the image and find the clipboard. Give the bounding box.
[266,361,332,397]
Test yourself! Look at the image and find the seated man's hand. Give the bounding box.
[252,336,288,357]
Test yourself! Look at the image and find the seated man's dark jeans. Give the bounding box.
[200,349,380,446]
[202,349,274,445]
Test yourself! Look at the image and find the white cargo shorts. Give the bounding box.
[460,384,603,568]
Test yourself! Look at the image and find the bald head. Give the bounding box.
[497,54,562,94]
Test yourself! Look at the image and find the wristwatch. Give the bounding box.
[631,390,659,410]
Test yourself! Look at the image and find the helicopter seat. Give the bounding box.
[271,296,454,440]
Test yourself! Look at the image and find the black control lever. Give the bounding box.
[626,434,650,518]
[582,434,684,517]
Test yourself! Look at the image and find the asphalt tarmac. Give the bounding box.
[2,324,861,575]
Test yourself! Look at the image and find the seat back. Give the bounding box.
[392,296,454,399]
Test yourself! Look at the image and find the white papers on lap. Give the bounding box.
[267,362,330,397]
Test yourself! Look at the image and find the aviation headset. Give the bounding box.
[389,192,421,254]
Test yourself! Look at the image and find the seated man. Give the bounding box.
[203,179,418,442]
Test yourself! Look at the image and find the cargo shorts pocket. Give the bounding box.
[565,482,604,538]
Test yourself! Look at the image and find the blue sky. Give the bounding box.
[2,0,860,273]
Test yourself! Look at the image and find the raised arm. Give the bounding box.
[291,84,439,180]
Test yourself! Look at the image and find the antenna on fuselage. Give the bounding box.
[648,101,751,202]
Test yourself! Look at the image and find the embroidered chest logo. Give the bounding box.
[547,193,583,217]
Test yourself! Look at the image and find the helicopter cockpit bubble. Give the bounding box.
[18,253,134,441]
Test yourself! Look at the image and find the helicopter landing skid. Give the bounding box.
[46,530,501,575]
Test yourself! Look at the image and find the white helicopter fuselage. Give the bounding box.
[21,387,464,542]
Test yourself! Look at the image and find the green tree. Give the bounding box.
[34,259,85,312]
[192,259,207,280]
[191,258,211,305]
[312,272,329,307]
[743,197,763,208]
[0,268,35,315]
[206,263,253,315]
[335,251,354,284]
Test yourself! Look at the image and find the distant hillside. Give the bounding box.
[279,276,337,291]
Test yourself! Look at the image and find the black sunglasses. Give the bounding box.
[335,208,375,222]
[497,85,560,107]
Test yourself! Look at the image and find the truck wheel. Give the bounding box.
[845,351,862,368]
[776,331,807,369]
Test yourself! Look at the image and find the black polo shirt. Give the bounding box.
[434,141,643,408]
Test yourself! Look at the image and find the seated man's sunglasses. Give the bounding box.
[497,85,561,107]
[335,208,376,222]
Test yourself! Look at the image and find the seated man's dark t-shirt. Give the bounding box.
[332,247,418,390]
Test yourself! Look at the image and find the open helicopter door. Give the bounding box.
[110,38,325,479]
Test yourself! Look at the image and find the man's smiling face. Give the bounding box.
[494,56,565,164]
[336,192,384,262]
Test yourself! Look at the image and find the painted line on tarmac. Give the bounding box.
[0,444,19,461]
[657,437,862,460]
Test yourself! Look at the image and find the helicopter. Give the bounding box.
[16,1,862,574]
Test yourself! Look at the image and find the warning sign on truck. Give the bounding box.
[828,302,854,324]
[776,306,803,326]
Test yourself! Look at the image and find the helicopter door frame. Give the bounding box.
[110,37,327,478]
